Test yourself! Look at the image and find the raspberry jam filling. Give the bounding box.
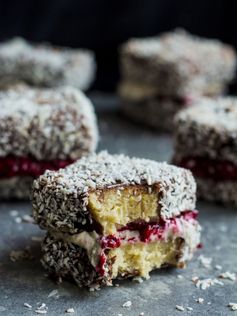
[96,210,198,276]
[176,156,237,181]
[0,155,74,178]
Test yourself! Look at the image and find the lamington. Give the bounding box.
[119,29,236,131]
[32,151,201,288]
[173,97,237,206]
[0,37,96,90]
[0,85,98,199]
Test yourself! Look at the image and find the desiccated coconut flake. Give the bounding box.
[196,298,204,304]
[176,305,185,311]
[22,214,35,223]
[219,271,236,281]
[65,308,75,313]
[228,303,237,311]
[191,276,199,283]
[198,255,212,268]
[24,303,32,309]
[195,278,224,290]
[122,301,132,308]
[48,289,58,298]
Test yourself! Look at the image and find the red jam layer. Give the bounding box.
[0,155,74,178]
[176,157,237,181]
[96,210,198,276]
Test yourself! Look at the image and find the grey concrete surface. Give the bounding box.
[0,95,237,316]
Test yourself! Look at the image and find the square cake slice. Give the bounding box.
[120,29,236,97]
[0,37,96,90]
[0,85,98,198]
[173,97,237,205]
[32,151,201,288]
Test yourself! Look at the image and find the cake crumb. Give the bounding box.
[176,305,185,311]
[219,271,236,281]
[122,301,132,308]
[228,303,237,311]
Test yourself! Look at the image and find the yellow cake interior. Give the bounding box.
[88,185,161,234]
[108,238,183,279]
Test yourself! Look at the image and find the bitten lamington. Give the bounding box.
[0,85,98,199]
[0,38,96,90]
[32,151,201,288]
[119,29,236,131]
[173,97,237,205]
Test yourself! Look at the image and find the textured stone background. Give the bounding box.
[0,95,237,316]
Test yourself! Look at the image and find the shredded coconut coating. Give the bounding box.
[0,85,98,160]
[32,151,196,234]
[174,97,237,163]
[0,37,96,90]
[120,29,236,96]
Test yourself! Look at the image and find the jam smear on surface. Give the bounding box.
[176,156,237,181]
[0,155,74,178]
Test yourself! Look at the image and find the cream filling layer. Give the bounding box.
[51,215,201,275]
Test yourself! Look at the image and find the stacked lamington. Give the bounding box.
[173,97,237,206]
[0,37,96,90]
[0,85,98,199]
[32,151,201,288]
[119,29,236,131]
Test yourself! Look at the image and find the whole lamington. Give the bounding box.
[32,151,201,288]
[0,38,96,90]
[173,97,237,206]
[0,85,98,199]
[119,29,236,131]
